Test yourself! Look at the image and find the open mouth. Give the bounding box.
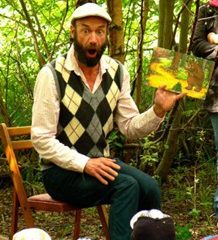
[87,49,97,58]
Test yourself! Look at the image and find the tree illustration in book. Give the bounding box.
[147,47,215,99]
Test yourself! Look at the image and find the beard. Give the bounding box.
[74,35,107,67]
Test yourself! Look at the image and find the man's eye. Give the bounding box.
[82,29,89,34]
[97,30,104,35]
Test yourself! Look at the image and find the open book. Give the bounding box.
[146,47,215,99]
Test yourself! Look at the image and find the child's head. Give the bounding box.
[13,228,51,240]
[130,209,176,240]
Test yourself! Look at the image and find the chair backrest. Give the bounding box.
[0,123,35,225]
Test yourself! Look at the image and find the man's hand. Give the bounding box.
[153,86,186,118]
[207,32,218,44]
[84,157,121,185]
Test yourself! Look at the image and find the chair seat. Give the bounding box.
[28,193,76,212]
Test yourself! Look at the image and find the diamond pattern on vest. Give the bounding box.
[106,80,121,111]
[63,87,82,115]
[55,57,122,157]
[56,56,70,83]
[108,59,119,79]
[65,117,85,143]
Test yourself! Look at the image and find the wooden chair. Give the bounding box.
[0,123,109,240]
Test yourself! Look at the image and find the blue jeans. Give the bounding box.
[42,159,160,240]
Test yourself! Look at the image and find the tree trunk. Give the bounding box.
[135,0,149,107]
[158,0,166,47]
[0,96,11,126]
[188,0,200,53]
[179,0,193,53]
[163,0,175,49]
[107,0,125,63]
[158,0,175,49]
[155,101,184,181]
[156,0,193,181]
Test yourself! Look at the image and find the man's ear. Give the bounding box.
[70,25,75,39]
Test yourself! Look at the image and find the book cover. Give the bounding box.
[146,47,215,99]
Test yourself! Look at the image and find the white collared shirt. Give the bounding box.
[31,45,163,172]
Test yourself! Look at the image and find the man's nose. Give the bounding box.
[89,32,97,43]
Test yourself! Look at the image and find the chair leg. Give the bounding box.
[97,205,110,240]
[11,190,19,239]
[73,209,82,240]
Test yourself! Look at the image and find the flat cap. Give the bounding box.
[71,3,111,23]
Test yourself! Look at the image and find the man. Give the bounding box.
[31,3,184,239]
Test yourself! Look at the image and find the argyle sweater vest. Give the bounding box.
[50,55,122,158]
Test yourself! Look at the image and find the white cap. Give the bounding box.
[12,228,51,240]
[71,3,112,23]
[130,209,171,229]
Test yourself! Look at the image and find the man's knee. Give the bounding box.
[114,174,140,195]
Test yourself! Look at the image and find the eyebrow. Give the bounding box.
[79,23,107,29]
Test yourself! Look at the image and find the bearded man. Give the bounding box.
[31,3,184,239]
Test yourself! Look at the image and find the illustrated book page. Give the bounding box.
[146,47,215,99]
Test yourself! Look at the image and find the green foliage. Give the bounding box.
[108,129,126,158]
[108,129,125,149]
[19,150,44,194]
[165,159,216,220]
[172,82,182,92]
[189,208,201,219]
[0,0,76,126]
[139,133,160,171]
[175,224,192,240]
[161,157,217,239]
[123,1,159,87]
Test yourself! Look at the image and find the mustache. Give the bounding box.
[85,44,101,52]
[74,39,107,67]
